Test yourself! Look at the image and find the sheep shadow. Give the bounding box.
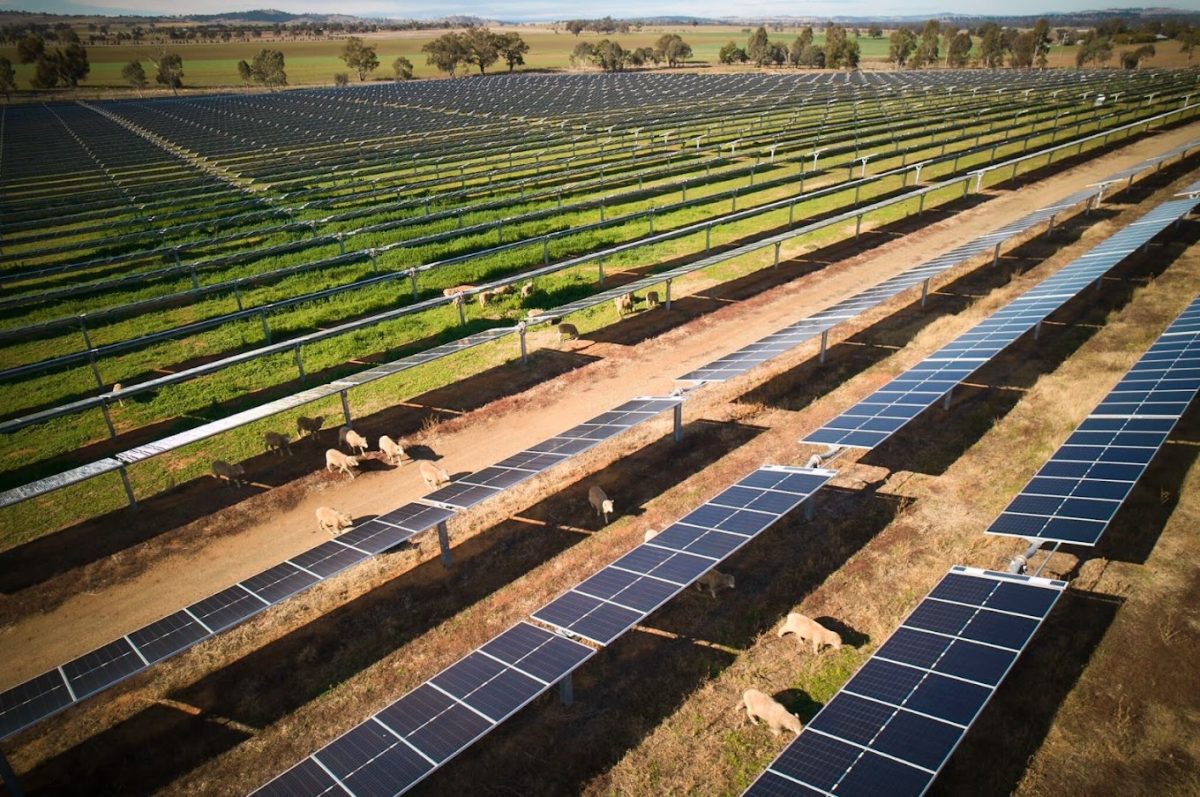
[813,616,870,649]
[772,688,824,724]
[400,444,440,462]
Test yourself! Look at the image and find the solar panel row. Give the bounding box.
[0,397,682,741]
[801,193,1200,450]
[744,566,1066,797]
[254,465,833,796]
[987,295,1200,546]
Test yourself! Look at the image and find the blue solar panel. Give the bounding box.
[745,566,1064,797]
[801,205,1199,451]
[988,296,1200,546]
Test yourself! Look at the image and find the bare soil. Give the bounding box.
[2,123,1199,796]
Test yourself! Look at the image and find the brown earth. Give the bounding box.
[1,122,1199,795]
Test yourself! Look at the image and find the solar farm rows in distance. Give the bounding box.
[744,295,1200,796]
[254,466,834,796]
[0,396,681,740]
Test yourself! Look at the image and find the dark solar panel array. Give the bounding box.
[0,397,681,740]
[533,466,833,645]
[801,192,1200,450]
[987,295,1200,546]
[744,566,1065,797]
[253,622,595,797]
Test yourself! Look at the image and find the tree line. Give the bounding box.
[719,25,860,69]
[569,34,692,72]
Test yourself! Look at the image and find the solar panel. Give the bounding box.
[532,466,833,645]
[253,622,594,797]
[744,566,1066,797]
[987,296,1200,546]
[802,196,1199,450]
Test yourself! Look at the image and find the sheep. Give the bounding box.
[643,529,658,543]
[379,435,406,465]
[777,612,843,654]
[211,460,246,488]
[646,291,661,309]
[111,382,125,407]
[526,308,544,319]
[477,289,492,307]
[325,449,360,479]
[588,485,614,525]
[338,426,369,455]
[316,506,353,535]
[442,284,476,297]
[738,689,803,737]
[696,569,735,598]
[557,323,580,343]
[614,293,634,317]
[490,283,512,297]
[264,431,292,456]
[520,281,535,299]
[419,460,450,489]
[297,415,325,441]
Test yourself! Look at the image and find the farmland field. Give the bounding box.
[0,67,1198,797]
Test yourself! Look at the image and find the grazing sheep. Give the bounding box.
[452,293,465,311]
[419,460,450,489]
[526,308,544,319]
[777,613,843,654]
[111,383,125,407]
[646,291,661,309]
[297,415,325,441]
[338,426,369,455]
[379,435,406,465]
[588,485,614,525]
[316,506,353,535]
[211,460,246,488]
[490,283,512,297]
[557,323,580,343]
[264,431,292,456]
[477,289,492,307]
[614,293,634,316]
[738,689,803,737]
[643,529,658,543]
[696,569,735,598]
[325,449,360,479]
[442,284,476,297]
[520,281,534,299]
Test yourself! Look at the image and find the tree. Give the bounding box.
[825,25,857,69]
[0,57,15,99]
[747,26,771,67]
[334,72,350,86]
[797,44,825,68]
[462,27,499,74]
[423,32,467,77]
[1033,18,1052,67]
[122,59,148,90]
[31,55,58,89]
[889,27,917,66]
[1180,28,1199,61]
[868,25,883,38]
[1121,44,1155,69]
[978,23,1007,68]
[393,56,414,79]
[654,33,691,67]
[790,27,814,66]
[566,20,585,36]
[237,59,252,84]
[1075,32,1113,68]
[910,20,940,68]
[249,48,286,87]
[592,39,628,72]
[718,40,747,64]
[55,43,89,87]
[17,33,44,64]
[340,36,379,81]
[570,41,595,67]
[946,32,972,67]
[153,51,184,94]
[495,32,529,72]
[1009,31,1036,68]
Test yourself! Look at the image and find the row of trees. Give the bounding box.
[11,31,90,88]
[569,34,692,72]
[421,29,530,76]
[119,53,184,93]
[237,49,287,88]
[720,26,860,69]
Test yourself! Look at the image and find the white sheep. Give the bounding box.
[738,689,803,737]
[111,382,125,407]
[491,283,512,297]
[211,460,246,488]
[325,449,360,479]
[646,291,661,309]
[557,322,580,343]
[588,485,614,525]
[338,426,369,455]
[526,307,544,319]
[316,506,353,535]
[777,613,843,654]
[696,569,735,598]
[442,284,476,297]
[520,281,534,299]
[477,289,492,307]
[643,529,658,543]
[419,460,450,489]
[264,431,292,456]
[297,415,325,441]
[379,435,406,465]
[614,293,633,316]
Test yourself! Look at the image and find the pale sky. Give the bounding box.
[3,0,1191,21]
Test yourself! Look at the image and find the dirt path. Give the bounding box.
[2,122,1198,694]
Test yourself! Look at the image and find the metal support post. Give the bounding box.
[918,194,926,214]
[369,249,377,272]
[119,465,137,510]
[543,238,550,264]
[260,312,271,343]
[558,674,574,705]
[189,264,200,290]
[78,316,93,350]
[518,322,528,365]
[673,403,682,443]
[705,225,711,253]
[1034,320,1042,340]
[337,233,345,256]
[649,208,654,234]
[804,499,815,522]
[920,278,930,308]
[665,279,673,310]
[819,330,829,364]
[408,269,419,300]
[294,344,306,380]
[855,214,863,239]
[436,521,452,568]
[993,242,1002,267]
[86,350,105,390]
[774,241,781,268]
[597,259,605,284]
[1047,214,1056,235]
[340,390,351,426]
[942,389,953,411]
[99,400,118,439]
[234,282,244,311]
[457,297,466,326]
